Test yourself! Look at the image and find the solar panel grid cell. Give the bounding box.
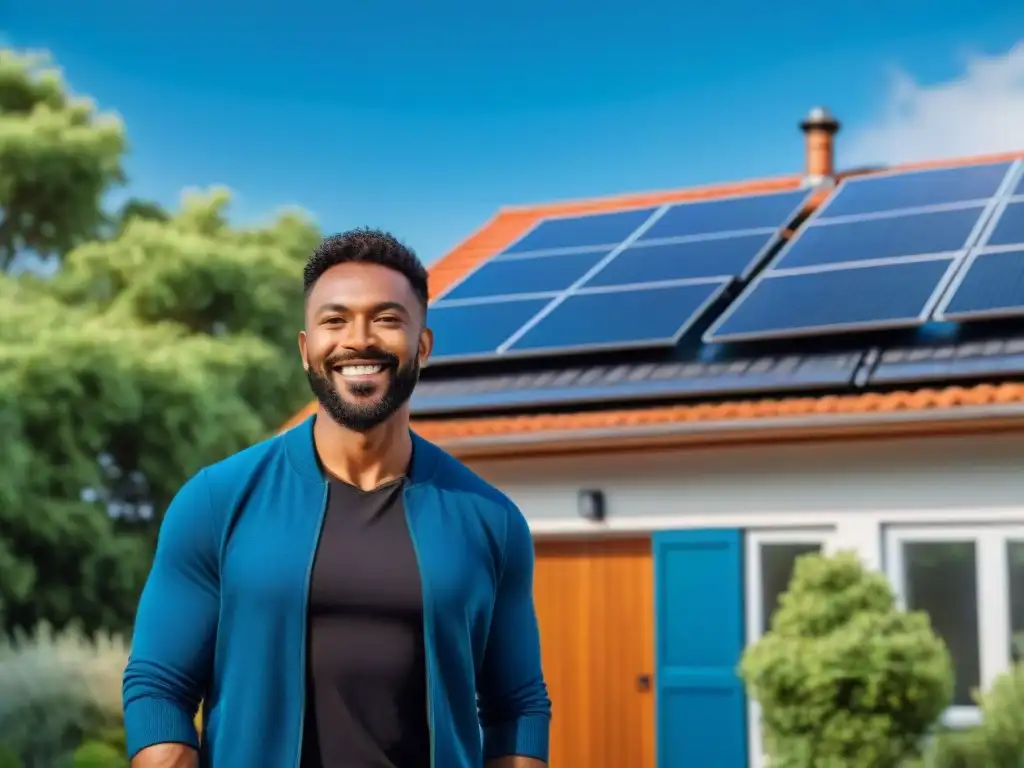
[506,281,729,354]
[772,206,986,271]
[707,259,954,341]
[583,233,774,287]
[939,249,1024,319]
[985,201,1024,249]
[815,161,1012,219]
[501,207,658,255]
[441,249,610,301]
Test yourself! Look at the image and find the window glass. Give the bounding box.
[902,540,980,707]
[1007,540,1024,662]
[759,542,821,634]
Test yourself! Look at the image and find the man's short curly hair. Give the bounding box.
[303,228,429,312]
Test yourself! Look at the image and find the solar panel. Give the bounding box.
[815,161,1011,219]
[932,163,1024,322]
[936,249,1024,321]
[637,189,809,240]
[771,206,986,271]
[582,233,774,287]
[442,249,609,302]
[502,207,657,254]
[411,351,864,416]
[427,298,551,360]
[707,258,954,342]
[505,281,729,354]
[705,160,1018,343]
[428,188,811,364]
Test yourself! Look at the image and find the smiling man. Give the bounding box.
[123,229,551,768]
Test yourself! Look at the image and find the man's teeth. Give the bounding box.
[339,364,384,376]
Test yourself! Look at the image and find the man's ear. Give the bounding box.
[418,326,434,367]
[298,330,309,372]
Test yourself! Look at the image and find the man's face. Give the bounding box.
[299,262,432,433]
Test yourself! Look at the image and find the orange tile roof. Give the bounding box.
[282,150,1024,454]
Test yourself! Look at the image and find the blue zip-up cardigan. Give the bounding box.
[122,416,551,767]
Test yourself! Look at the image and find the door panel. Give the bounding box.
[533,538,655,768]
[653,529,747,768]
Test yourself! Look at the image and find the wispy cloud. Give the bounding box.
[844,42,1024,166]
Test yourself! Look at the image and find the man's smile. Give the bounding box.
[338,363,386,377]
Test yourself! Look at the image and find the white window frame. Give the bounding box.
[745,528,831,768]
[884,524,1024,729]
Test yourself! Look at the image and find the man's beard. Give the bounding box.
[305,351,420,433]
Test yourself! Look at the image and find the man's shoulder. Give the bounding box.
[200,428,289,484]
[427,440,517,514]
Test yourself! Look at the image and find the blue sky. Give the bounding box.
[6,1,1024,264]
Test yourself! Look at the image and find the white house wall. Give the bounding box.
[467,431,1024,568]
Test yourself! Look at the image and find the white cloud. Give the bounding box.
[844,42,1024,166]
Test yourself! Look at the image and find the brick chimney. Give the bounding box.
[799,106,841,186]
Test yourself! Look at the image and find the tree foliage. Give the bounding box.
[0,47,320,637]
[0,49,126,272]
[739,551,953,768]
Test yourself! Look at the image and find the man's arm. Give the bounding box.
[478,504,551,768]
[122,470,220,767]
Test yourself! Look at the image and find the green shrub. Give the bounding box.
[0,623,129,767]
[0,745,22,768]
[923,727,989,768]
[973,661,1024,764]
[739,550,953,768]
[71,740,127,768]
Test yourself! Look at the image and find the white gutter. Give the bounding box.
[433,400,1024,457]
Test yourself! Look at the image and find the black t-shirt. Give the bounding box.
[300,476,431,768]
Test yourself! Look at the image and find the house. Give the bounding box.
[280,108,1024,768]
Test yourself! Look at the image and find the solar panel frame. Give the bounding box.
[704,160,1019,343]
[932,158,1024,323]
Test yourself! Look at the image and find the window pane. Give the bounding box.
[902,541,980,706]
[759,542,822,634]
[1008,540,1024,662]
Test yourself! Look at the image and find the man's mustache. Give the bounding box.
[325,349,400,368]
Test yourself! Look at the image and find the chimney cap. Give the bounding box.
[800,106,841,134]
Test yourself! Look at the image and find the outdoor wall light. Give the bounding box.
[577,489,606,522]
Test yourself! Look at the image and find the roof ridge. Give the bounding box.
[494,172,803,214]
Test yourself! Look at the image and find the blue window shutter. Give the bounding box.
[653,529,747,768]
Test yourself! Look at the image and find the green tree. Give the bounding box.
[740,551,953,768]
[0,49,126,272]
[0,47,320,636]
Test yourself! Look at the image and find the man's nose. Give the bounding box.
[342,317,375,348]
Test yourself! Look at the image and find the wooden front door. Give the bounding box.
[533,537,655,768]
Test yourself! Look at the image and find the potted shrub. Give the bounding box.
[740,550,953,768]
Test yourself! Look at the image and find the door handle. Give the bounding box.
[636,674,652,692]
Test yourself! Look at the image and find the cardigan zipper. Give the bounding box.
[403,484,436,768]
[294,482,330,768]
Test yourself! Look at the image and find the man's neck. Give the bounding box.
[312,407,413,490]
